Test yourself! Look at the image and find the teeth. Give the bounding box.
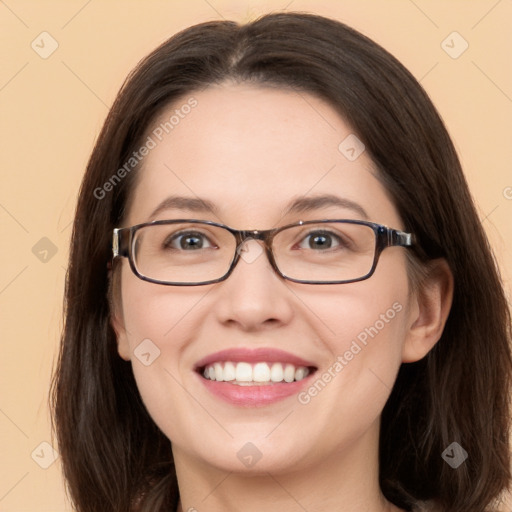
[270,363,284,382]
[223,361,236,381]
[235,362,252,382]
[214,362,223,381]
[253,362,270,382]
[294,367,307,381]
[201,361,310,384]
[284,363,295,383]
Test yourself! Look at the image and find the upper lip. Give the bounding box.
[194,347,317,370]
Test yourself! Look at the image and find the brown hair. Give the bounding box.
[51,12,512,512]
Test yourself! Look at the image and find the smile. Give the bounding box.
[194,347,318,406]
[201,361,311,385]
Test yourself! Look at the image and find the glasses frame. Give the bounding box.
[112,219,413,286]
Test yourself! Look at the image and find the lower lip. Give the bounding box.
[197,374,314,407]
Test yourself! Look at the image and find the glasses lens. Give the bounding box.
[273,222,376,282]
[132,222,236,284]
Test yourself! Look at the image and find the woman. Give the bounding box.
[51,12,512,512]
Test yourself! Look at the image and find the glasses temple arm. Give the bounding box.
[112,228,121,258]
[391,229,413,247]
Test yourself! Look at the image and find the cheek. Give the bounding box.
[118,269,204,438]
[329,291,407,363]
[294,264,409,435]
[120,263,205,346]
[334,296,406,401]
[300,250,409,365]
[306,287,406,399]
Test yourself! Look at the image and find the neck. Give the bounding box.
[173,420,402,512]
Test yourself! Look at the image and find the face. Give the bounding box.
[113,83,418,475]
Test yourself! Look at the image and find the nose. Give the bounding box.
[213,238,294,331]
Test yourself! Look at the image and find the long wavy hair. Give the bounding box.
[51,12,512,512]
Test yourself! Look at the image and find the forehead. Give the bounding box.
[126,83,400,229]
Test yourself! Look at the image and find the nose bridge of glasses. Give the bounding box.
[232,230,276,269]
[236,229,270,251]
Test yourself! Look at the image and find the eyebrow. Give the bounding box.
[149,196,219,219]
[148,193,369,221]
[283,194,368,219]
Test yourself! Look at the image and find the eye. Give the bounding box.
[164,230,215,251]
[297,230,346,250]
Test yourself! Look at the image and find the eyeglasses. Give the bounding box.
[112,219,413,286]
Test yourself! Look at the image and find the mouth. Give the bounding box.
[198,361,315,385]
[194,348,318,406]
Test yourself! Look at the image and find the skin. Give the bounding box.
[113,83,453,512]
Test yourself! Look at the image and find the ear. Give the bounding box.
[111,312,131,361]
[402,258,454,363]
[109,267,131,361]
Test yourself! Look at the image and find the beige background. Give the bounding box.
[0,1,511,510]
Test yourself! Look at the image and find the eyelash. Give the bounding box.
[163,229,348,251]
